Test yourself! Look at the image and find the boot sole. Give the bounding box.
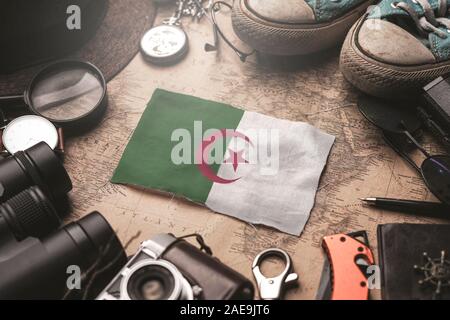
[340,15,450,98]
[231,0,373,55]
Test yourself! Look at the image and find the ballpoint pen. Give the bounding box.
[360,197,450,220]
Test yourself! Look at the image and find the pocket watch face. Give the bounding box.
[140,25,188,63]
[2,115,58,154]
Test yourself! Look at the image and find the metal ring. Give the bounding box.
[252,248,291,278]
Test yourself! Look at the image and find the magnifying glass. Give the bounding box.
[0,60,107,135]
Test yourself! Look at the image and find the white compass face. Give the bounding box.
[140,25,187,59]
[2,115,58,154]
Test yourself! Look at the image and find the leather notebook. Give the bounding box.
[378,224,450,300]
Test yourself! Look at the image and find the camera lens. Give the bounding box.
[0,186,60,240]
[140,278,165,300]
[124,260,194,300]
[127,265,176,300]
[0,142,72,202]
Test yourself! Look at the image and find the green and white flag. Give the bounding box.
[112,89,334,235]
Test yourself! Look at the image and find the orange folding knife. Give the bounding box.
[316,231,375,300]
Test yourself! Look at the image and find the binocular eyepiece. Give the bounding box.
[0,141,72,203]
[0,141,71,242]
[0,186,60,241]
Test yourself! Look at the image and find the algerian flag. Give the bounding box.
[112,89,334,235]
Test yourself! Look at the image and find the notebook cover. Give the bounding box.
[377,224,450,300]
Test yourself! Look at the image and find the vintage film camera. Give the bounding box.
[97,233,255,300]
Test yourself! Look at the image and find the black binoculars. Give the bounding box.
[0,142,126,299]
[0,141,71,203]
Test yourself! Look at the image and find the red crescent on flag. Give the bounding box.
[196,129,251,184]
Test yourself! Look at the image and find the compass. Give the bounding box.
[414,251,450,299]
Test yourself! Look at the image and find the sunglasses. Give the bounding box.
[358,95,450,205]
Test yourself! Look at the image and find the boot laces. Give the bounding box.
[393,0,450,38]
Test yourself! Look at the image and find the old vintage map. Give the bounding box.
[64,5,444,299]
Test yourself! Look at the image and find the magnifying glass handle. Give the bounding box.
[0,94,24,103]
[0,94,28,117]
[0,95,26,110]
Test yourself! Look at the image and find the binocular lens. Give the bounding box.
[0,142,72,202]
[0,186,60,240]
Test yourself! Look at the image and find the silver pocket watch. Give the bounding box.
[140,1,189,65]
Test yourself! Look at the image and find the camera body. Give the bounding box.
[98,234,254,300]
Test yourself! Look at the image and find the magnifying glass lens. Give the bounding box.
[30,66,104,121]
